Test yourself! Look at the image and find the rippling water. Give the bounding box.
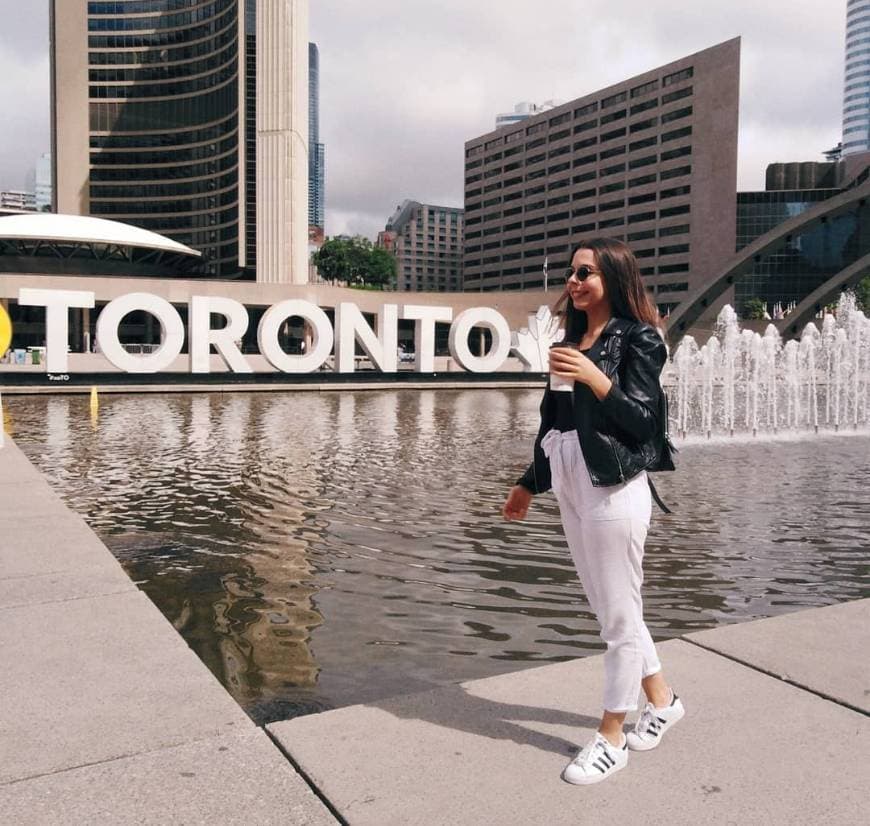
[5,391,869,724]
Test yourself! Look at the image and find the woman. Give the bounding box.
[502,237,684,785]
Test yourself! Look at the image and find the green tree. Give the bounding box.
[312,236,396,289]
[742,297,767,320]
[854,275,870,314]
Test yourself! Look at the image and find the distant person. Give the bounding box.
[502,237,683,785]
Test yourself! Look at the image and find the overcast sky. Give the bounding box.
[0,1,847,239]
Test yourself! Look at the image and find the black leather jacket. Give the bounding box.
[517,317,667,493]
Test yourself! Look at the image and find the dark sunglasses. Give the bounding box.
[561,264,601,283]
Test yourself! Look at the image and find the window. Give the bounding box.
[574,153,598,167]
[485,151,503,163]
[504,175,523,187]
[629,173,656,188]
[573,171,596,184]
[548,161,571,174]
[600,109,627,125]
[574,187,597,200]
[527,152,546,164]
[574,136,598,150]
[660,145,692,161]
[631,79,659,98]
[635,248,656,258]
[526,169,546,181]
[526,200,546,211]
[599,198,625,211]
[662,86,692,104]
[660,165,691,180]
[661,126,692,142]
[630,117,658,133]
[602,162,626,176]
[485,136,504,149]
[661,106,693,124]
[629,154,657,169]
[662,67,693,86]
[574,118,598,133]
[483,168,501,178]
[526,137,546,149]
[659,243,690,255]
[504,145,523,157]
[629,136,658,151]
[504,204,522,215]
[550,128,571,141]
[627,210,656,224]
[658,262,690,273]
[599,180,626,193]
[549,111,572,126]
[661,185,691,198]
[573,205,596,217]
[525,183,546,196]
[659,204,691,217]
[601,127,627,142]
[526,121,547,136]
[628,229,655,241]
[548,195,571,207]
[504,161,522,172]
[659,223,689,237]
[483,181,502,193]
[574,221,596,233]
[483,196,502,207]
[466,145,484,158]
[505,129,523,144]
[658,282,689,292]
[549,177,571,190]
[547,226,570,238]
[628,192,657,205]
[600,145,626,160]
[630,98,659,115]
[602,91,628,108]
[466,159,483,170]
[465,174,482,184]
[574,101,598,117]
[598,216,625,229]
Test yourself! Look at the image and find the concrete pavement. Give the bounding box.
[269,606,870,826]
[0,439,338,825]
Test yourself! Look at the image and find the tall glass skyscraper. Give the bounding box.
[308,42,325,230]
[50,0,309,283]
[843,0,870,155]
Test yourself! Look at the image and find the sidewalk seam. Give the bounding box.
[0,729,257,788]
[0,585,137,612]
[681,636,869,718]
[264,726,349,826]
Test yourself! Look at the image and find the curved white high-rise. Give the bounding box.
[843,0,870,155]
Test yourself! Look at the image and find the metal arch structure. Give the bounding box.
[665,177,870,344]
[776,251,870,338]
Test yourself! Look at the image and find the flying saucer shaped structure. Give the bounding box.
[0,213,205,277]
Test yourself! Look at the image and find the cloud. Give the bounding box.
[0,0,849,240]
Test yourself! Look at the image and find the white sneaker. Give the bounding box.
[626,690,685,751]
[562,732,628,785]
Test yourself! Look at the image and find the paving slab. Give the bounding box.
[269,637,869,826]
[0,564,135,609]
[0,729,337,826]
[686,598,870,714]
[0,589,254,784]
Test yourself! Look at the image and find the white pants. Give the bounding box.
[541,428,661,713]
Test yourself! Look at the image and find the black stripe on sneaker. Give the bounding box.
[656,716,667,724]
[601,753,614,767]
[594,761,608,773]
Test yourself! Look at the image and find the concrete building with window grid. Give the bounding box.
[843,0,870,155]
[461,38,740,315]
[379,200,464,292]
[50,0,309,283]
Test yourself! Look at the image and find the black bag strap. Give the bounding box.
[647,476,673,514]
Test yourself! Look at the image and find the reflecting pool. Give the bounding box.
[6,390,870,724]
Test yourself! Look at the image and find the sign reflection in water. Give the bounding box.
[7,391,870,724]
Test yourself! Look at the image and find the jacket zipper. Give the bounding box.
[606,434,626,482]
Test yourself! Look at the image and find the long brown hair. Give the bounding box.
[552,237,662,343]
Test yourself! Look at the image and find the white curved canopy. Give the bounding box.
[0,213,201,257]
